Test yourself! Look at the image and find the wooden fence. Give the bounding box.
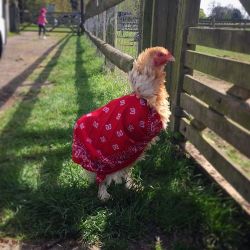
[199,18,250,28]
[84,0,250,214]
[179,26,250,208]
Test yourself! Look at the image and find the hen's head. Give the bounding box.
[135,47,175,72]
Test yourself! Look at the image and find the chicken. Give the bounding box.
[129,47,174,129]
[72,47,174,200]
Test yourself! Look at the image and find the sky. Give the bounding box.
[200,0,247,16]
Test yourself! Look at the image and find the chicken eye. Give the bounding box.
[158,52,164,57]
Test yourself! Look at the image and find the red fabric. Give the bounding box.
[72,94,163,183]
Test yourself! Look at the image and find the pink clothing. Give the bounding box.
[41,7,47,13]
[38,13,46,26]
[72,94,163,184]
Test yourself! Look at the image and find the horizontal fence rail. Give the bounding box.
[199,18,250,28]
[180,92,250,158]
[199,18,250,24]
[85,29,134,72]
[185,50,250,90]
[180,118,250,203]
[198,23,250,29]
[183,75,250,130]
[188,27,250,54]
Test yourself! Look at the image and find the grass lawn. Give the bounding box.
[116,31,138,58]
[0,34,249,249]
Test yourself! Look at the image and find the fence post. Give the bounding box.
[98,14,102,39]
[106,6,116,48]
[105,6,117,71]
[103,11,106,42]
[169,0,201,132]
[80,0,85,34]
[137,0,144,53]
[141,0,154,50]
[212,16,215,27]
[148,0,178,93]
[150,0,170,47]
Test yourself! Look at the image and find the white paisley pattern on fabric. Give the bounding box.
[72,94,163,183]
[72,108,161,173]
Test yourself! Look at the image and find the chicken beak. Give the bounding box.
[167,54,175,62]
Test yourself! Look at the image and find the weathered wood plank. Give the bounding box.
[183,141,250,215]
[180,118,250,203]
[183,75,250,130]
[105,7,117,71]
[180,92,250,158]
[163,1,180,92]
[188,27,250,54]
[102,11,106,42]
[169,0,201,132]
[187,142,250,215]
[105,7,116,47]
[85,0,124,20]
[151,0,169,47]
[199,18,250,24]
[227,85,250,100]
[199,23,250,29]
[185,50,250,90]
[85,29,134,72]
[141,0,154,50]
[150,0,156,47]
[137,0,144,53]
[214,24,250,28]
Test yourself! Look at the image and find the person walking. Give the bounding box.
[38,7,48,39]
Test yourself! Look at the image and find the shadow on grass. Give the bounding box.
[0,34,76,234]
[75,36,96,117]
[96,131,250,249]
[92,133,204,250]
[0,34,72,188]
[0,35,249,250]
[0,35,105,242]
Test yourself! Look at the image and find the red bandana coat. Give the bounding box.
[72,94,163,183]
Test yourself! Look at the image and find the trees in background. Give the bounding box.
[18,0,45,11]
[19,0,72,13]
[209,1,244,20]
[211,5,243,19]
[199,8,206,19]
[46,0,71,12]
